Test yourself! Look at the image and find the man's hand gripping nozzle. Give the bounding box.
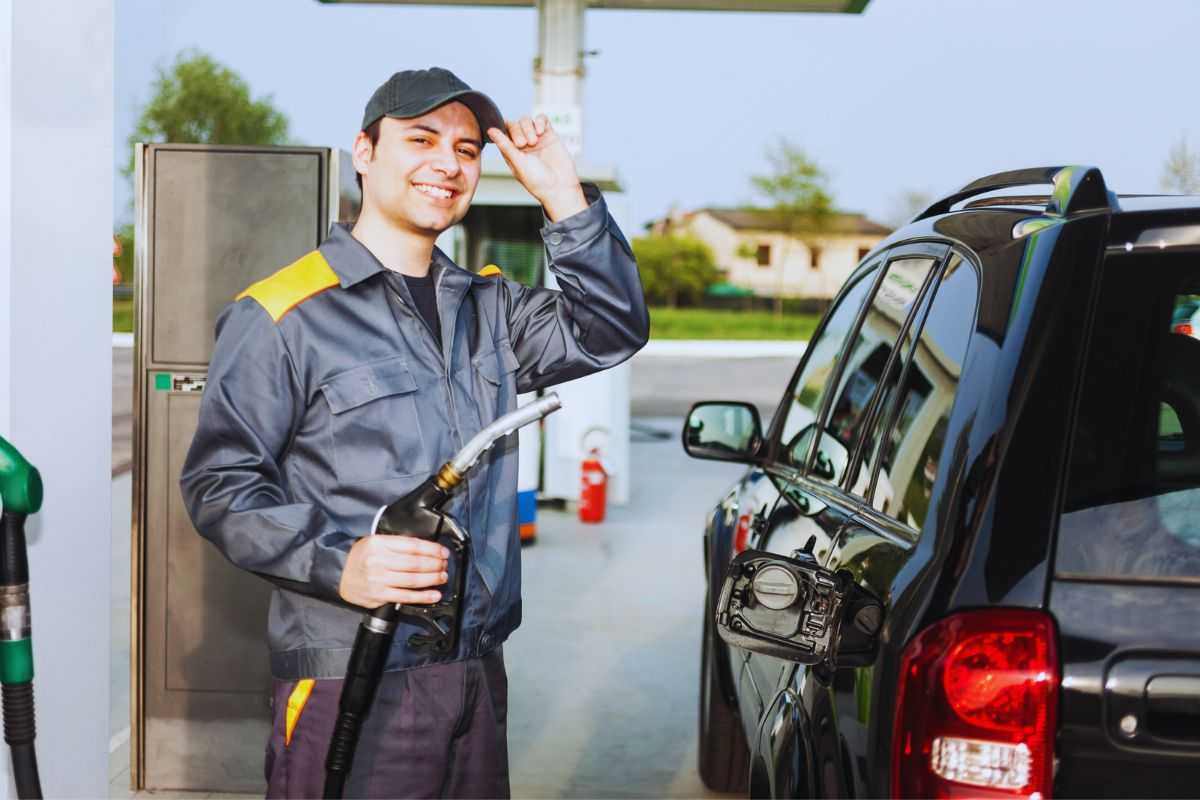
[324,393,562,799]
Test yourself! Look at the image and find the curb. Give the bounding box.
[637,339,807,358]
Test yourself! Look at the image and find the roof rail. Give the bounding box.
[915,165,1115,221]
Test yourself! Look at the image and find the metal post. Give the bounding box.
[534,0,587,158]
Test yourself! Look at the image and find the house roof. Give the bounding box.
[695,207,892,236]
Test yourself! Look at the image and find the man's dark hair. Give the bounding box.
[355,119,382,194]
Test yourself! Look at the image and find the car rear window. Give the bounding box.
[1058,253,1200,581]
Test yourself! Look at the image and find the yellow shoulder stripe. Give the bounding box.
[236,250,340,322]
[478,263,503,278]
[284,678,316,747]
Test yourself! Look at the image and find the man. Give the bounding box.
[180,67,648,798]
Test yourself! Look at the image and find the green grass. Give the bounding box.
[114,297,133,333]
[649,306,819,341]
[111,298,818,341]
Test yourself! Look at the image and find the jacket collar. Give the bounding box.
[320,222,492,289]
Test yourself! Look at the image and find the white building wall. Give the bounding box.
[682,212,882,300]
[0,2,113,796]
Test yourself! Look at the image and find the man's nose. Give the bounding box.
[430,145,461,178]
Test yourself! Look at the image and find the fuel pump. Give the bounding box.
[0,436,43,800]
[323,394,562,799]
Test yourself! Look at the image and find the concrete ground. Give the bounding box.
[109,346,796,797]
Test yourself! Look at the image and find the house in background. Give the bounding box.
[653,207,892,300]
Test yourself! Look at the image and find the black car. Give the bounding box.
[685,166,1200,798]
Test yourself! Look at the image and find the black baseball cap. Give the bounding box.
[361,67,504,143]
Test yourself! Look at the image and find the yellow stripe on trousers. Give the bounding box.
[285,679,316,747]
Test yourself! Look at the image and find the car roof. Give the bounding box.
[868,167,1200,263]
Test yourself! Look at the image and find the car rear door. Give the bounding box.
[1051,240,1200,797]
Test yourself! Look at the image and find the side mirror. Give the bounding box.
[783,423,850,483]
[715,549,882,668]
[682,402,763,463]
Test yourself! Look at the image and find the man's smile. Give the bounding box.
[413,182,457,202]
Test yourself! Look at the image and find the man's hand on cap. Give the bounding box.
[488,115,588,223]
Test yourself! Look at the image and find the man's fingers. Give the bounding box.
[383,588,443,606]
[534,115,548,135]
[518,117,538,147]
[487,126,519,160]
[505,118,527,148]
[377,535,449,560]
[383,553,447,573]
[377,569,447,590]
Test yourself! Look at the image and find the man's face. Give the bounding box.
[355,101,484,236]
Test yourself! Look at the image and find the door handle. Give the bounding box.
[1146,675,1200,742]
[1105,657,1200,751]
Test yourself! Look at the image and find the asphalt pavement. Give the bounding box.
[108,345,794,797]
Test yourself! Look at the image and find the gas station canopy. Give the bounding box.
[318,0,868,10]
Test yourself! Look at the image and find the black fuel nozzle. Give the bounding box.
[369,473,470,657]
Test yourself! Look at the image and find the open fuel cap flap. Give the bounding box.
[715,548,882,667]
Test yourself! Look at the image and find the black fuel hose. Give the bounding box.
[322,481,461,799]
[1,511,42,800]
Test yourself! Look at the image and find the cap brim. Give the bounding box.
[379,89,505,145]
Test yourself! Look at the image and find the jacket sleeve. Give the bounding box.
[500,182,651,394]
[179,299,356,602]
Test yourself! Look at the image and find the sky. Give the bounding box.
[115,0,1200,233]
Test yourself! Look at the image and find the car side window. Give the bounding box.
[821,256,939,490]
[868,254,977,530]
[776,264,880,469]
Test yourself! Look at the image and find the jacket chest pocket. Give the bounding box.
[471,339,521,419]
[320,356,430,484]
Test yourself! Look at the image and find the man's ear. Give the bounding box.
[351,130,374,184]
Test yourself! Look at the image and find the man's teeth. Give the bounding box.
[415,184,452,199]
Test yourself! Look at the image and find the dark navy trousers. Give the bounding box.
[265,649,509,799]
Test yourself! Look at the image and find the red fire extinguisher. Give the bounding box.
[579,448,608,524]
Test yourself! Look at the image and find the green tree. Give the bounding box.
[749,139,835,315]
[886,188,933,228]
[1162,132,1200,194]
[124,50,290,176]
[632,234,721,308]
[116,51,291,296]
[114,223,134,285]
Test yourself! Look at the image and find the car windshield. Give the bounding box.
[1058,255,1200,581]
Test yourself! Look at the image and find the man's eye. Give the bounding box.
[458,149,479,159]
[411,137,431,145]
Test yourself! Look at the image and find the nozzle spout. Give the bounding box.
[449,393,562,477]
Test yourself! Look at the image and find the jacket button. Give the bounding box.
[547,232,564,246]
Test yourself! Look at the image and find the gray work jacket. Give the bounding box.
[180,185,649,679]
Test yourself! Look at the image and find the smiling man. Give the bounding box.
[179,67,648,798]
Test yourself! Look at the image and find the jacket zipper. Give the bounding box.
[391,272,493,628]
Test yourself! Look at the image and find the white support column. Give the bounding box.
[1,2,113,796]
[533,0,587,158]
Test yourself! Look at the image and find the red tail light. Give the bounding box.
[892,609,1059,799]
[733,512,751,553]
[1174,323,1194,336]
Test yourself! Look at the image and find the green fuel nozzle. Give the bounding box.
[0,436,42,518]
[0,435,43,799]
